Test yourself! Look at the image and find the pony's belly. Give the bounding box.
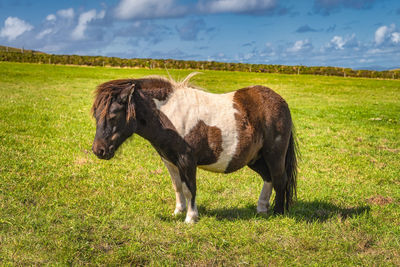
[197,133,263,173]
[197,128,240,173]
[198,163,226,173]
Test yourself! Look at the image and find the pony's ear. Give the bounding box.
[120,83,135,103]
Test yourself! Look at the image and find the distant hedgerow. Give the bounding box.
[0,45,398,79]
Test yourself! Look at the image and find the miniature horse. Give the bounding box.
[92,73,298,223]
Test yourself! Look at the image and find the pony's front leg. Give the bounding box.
[177,158,198,224]
[162,159,186,215]
[182,181,198,223]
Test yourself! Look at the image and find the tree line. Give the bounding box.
[0,48,399,79]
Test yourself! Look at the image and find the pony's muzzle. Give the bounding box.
[92,139,115,160]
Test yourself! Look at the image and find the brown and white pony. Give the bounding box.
[91,73,298,223]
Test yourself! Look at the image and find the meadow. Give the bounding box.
[0,62,399,265]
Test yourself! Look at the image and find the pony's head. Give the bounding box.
[91,79,137,160]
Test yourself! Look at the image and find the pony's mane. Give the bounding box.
[92,79,134,120]
[92,72,200,119]
[139,72,200,90]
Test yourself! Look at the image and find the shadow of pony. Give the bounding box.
[194,200,370,223]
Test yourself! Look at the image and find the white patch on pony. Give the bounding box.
[154,87,238,173]
[162,158,186,215]
[257,181,273,214]
[275,135,282,143]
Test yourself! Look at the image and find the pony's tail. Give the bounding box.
[285,126,299,211]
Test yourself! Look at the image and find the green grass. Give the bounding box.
[0,62,399,265]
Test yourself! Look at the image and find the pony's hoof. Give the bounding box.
[257,208,269,215]
[257,203,270,214]
[185,218,197,224]
[173,208,186,216]
[184,214,199,224]
[273,208,284,215]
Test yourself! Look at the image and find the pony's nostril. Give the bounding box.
[93,140,109,158]
[93,145,110,158]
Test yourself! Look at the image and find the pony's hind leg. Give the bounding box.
[248,156,273,214]
[258,182,273,214]
[162,159,186,215]
[263,144,288,215]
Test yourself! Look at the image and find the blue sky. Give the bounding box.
[0,0,399,70]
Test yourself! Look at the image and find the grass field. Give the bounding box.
[0,62,399,265]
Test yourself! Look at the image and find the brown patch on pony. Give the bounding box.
[226,85,297,212]
[184,120,223,165]
[226,86,291,173]
[225,87,266,173]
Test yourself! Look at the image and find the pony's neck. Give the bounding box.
[133,88,188,163]
[133,88,178,146]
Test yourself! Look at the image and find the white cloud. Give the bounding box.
[330,36,345,49]
[36,28,53,39]
[114,0,184,20]
[327,34,359,50]
[199,0,276,13]
[113,0,279,19]
[375,25,389,45]
[374,24,399,46]
[57,8,74,19]
[324,34,360,51]
[46,14,56,21]
[287,39,313,53]
[0,17,33,41]
[391,32,400,44]
[71,9,105,40]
